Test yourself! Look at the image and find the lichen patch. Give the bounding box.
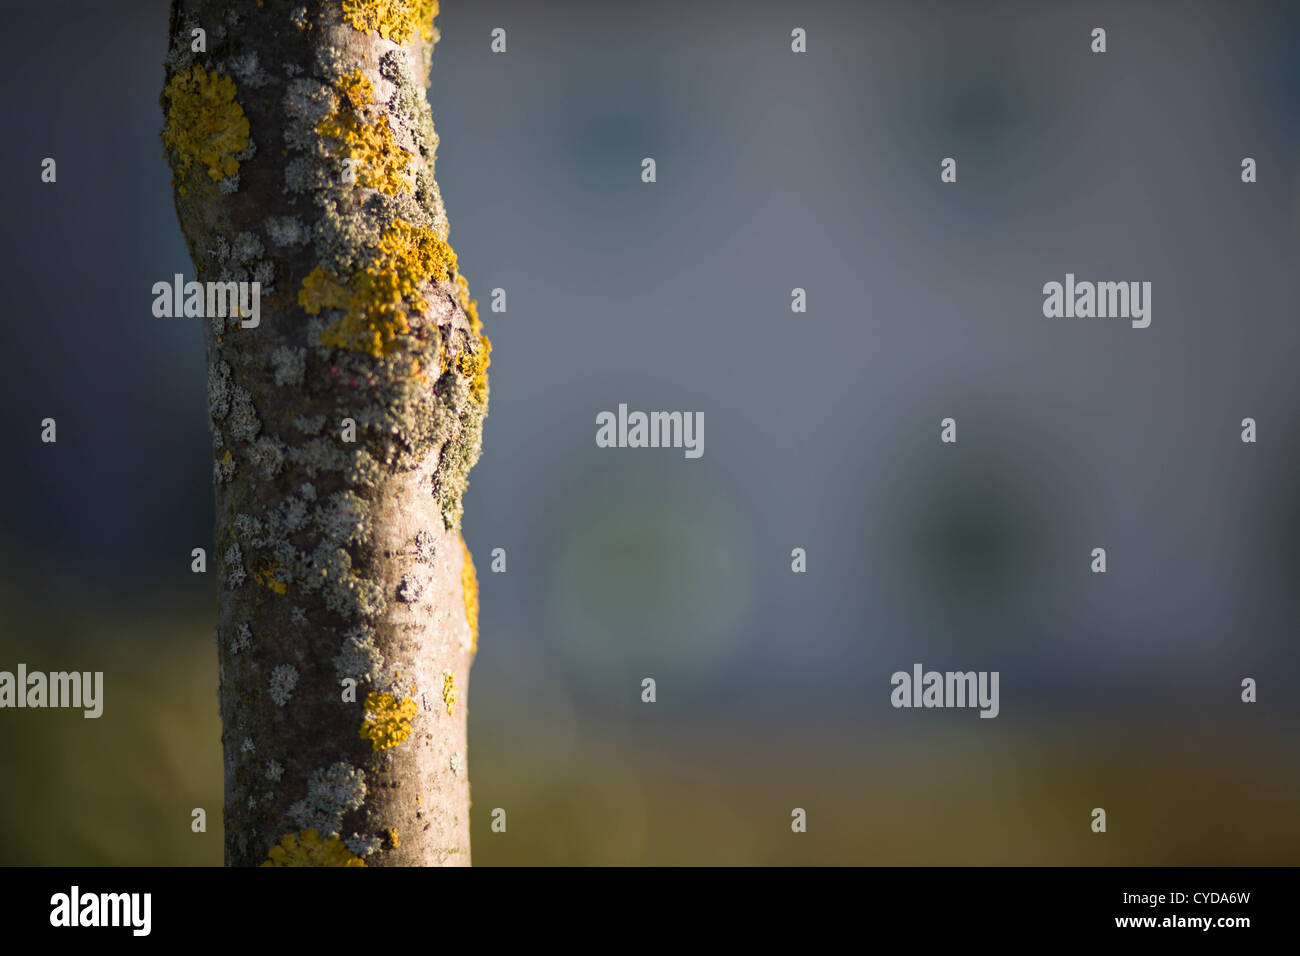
[341,0,439,44]
[262,829,367,867]
[161,65,251,196]
[359,690,418,750]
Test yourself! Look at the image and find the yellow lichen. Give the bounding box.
[454,272,479,329]
[450,273,490,401]
[161,65,250,196]
[442,673,457,717]
[262,829,367,867]
[299,266,354,314]
[300,219,457,357]
[342,0,439,44]
[338,70,373,110]
[371,218,458,299]
[359,690,418,750]
[387,827,401,848]
[460,536,479,655]
[316,70,414,196]
[457,333,491,405]
[254,562,288,595]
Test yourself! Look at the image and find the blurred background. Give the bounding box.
[0,0,1296,864]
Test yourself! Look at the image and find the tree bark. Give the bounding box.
[160,0,487,866]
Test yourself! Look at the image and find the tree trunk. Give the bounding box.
[160,0,487,866]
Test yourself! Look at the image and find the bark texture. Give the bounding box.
[160,0,487,866]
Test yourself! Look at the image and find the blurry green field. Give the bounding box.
[1,575,1295,866]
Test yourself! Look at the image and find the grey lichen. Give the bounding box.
[434,407,484,529]
[225,542,246,589]
[396,573,423,604]
[383,48,440,163]
[268,664,299,706]
[287,437,348,477]
[345,833,381,858]
[213,450,237,484]
[163,14,201,74]
[227,385,261,443]
[232,231,264,263]
[228,51,269,88]
[282,494,310,532]
[291,412,326,435]
[233,512,264,542]
[250,436,287,478]
[231,622,252,654]
[313,45,351,81]
[283,78,335,151]
[325,565,387,619]
[271,347,306,387]
[207,361,233,422]
[334,626,384,683]
[252,259,276,289]
[316,491,371,546]
[272,540,298,578]
[284,155,330,194]
[377,49,406,82]
[287,762,366,836]
[345,448,381,487]
[373,660,411,699]
[311,196,383,275]
[414,529,437,563]
[265,216,308,248]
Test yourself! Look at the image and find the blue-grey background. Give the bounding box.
[0,0,1296,864]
